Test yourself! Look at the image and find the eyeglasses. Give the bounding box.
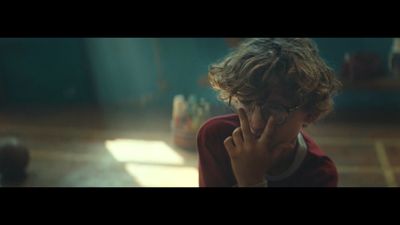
[229,99,303,125]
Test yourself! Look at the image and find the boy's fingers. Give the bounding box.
[232,127,243,147]
[260,116,276,146]
[238,108,253,142]
[224,136,237,157]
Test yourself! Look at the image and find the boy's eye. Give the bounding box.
[269,105,284,111]
[240,101,254,108]
[262,104,285,114]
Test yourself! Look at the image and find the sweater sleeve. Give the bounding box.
[296,156,338,187]
[197,119,236,187]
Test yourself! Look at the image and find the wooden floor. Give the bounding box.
[1,106,399,187]
[306,121,400,187]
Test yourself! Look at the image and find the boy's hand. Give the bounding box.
[224,108,295,187]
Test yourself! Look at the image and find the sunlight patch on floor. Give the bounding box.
[105,139,198,187]
[125,163,198,187]
[106,139,184,165]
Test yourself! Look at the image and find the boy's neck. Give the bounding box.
[268,138,299,176]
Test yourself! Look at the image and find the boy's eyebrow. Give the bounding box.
[235,92,290,106]
[240,99,287,108]
[265,100,282,105]
[265,96,287,104]
[263,97,293,108]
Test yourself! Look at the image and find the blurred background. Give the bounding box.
[0,37,399,187]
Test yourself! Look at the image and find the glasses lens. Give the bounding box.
[262,105,288,124]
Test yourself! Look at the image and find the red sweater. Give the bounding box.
[197,114,338,187]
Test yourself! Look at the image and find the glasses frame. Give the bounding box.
[229,98,304,125]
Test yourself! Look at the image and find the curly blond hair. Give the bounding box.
[208,38,342,122]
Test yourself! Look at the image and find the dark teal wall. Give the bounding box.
[314,38,392,73]
[1,38,398,113]
[0,38,94,106]
[154,38,229,107]
[85,38,159,106]
[85,38,229,110]
[314,38,400,112]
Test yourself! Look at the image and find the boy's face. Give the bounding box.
[233,93,309,147]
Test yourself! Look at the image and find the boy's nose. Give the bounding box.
[247,106,268,138]
[250,127,263,138]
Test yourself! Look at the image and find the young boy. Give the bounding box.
[197,38,342,187]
